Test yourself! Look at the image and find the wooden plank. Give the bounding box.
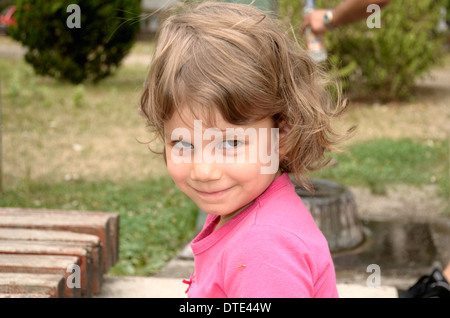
[0,254,81,298]
[0,293,52,298]
[0,228,103,294]
[0,208,117,270]
[0,240,93,297]
[0,272,65,298]
[0,207,119,272]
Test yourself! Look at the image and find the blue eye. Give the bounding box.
[173,141,193,149]
[221,140,243,149]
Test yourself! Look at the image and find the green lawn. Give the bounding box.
[312,138,449,198]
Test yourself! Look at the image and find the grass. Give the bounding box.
[0,38,449,276]
[312,138,449,197]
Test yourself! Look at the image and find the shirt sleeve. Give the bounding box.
[221,225,319,298]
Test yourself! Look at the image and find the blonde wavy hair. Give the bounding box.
[140,1,351,191]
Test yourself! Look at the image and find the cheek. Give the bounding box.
[167,162,186,182]
[166,152,189,187]
[222,163,262,186]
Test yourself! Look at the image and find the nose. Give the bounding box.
[190,162,222,182]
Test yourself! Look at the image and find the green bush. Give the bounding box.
[10,0,141,84]
[278,0,447,101]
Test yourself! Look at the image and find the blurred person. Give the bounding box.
[302,0,392,36]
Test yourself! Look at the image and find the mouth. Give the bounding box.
[193,186,233,198]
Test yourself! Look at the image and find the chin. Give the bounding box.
[196,204,232,216]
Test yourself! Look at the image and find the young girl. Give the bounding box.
[140,1,349,298]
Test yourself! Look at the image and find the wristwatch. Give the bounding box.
[323,10,334,29]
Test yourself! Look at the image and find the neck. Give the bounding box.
[214,169,282,231]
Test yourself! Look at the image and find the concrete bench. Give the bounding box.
[0,240,94,297]
[0,254,81,297]
[0,273,65,298]
[0,208,119,271]
[0,208,120,298]
[0,228,103,294]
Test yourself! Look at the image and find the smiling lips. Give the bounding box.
[194,186,233,198]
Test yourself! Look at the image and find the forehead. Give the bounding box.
[164,105,226,135]
[163,104,275,138]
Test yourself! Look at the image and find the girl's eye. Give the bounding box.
[221,140,243,149]
[173,140,193,149]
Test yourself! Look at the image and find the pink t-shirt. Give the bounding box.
[186,173,338,298]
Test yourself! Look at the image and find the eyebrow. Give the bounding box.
[164,127,228,137]
[163,124,255,142]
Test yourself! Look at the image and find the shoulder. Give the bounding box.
[221,224,323,297]
[225,192,332,273]
[228,222,325,263]
[253,181,326,247]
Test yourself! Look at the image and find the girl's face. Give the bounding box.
[164,106,281,224]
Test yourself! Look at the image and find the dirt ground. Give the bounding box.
[351,184,445,220]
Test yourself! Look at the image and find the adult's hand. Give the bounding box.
[301,9,328,36]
